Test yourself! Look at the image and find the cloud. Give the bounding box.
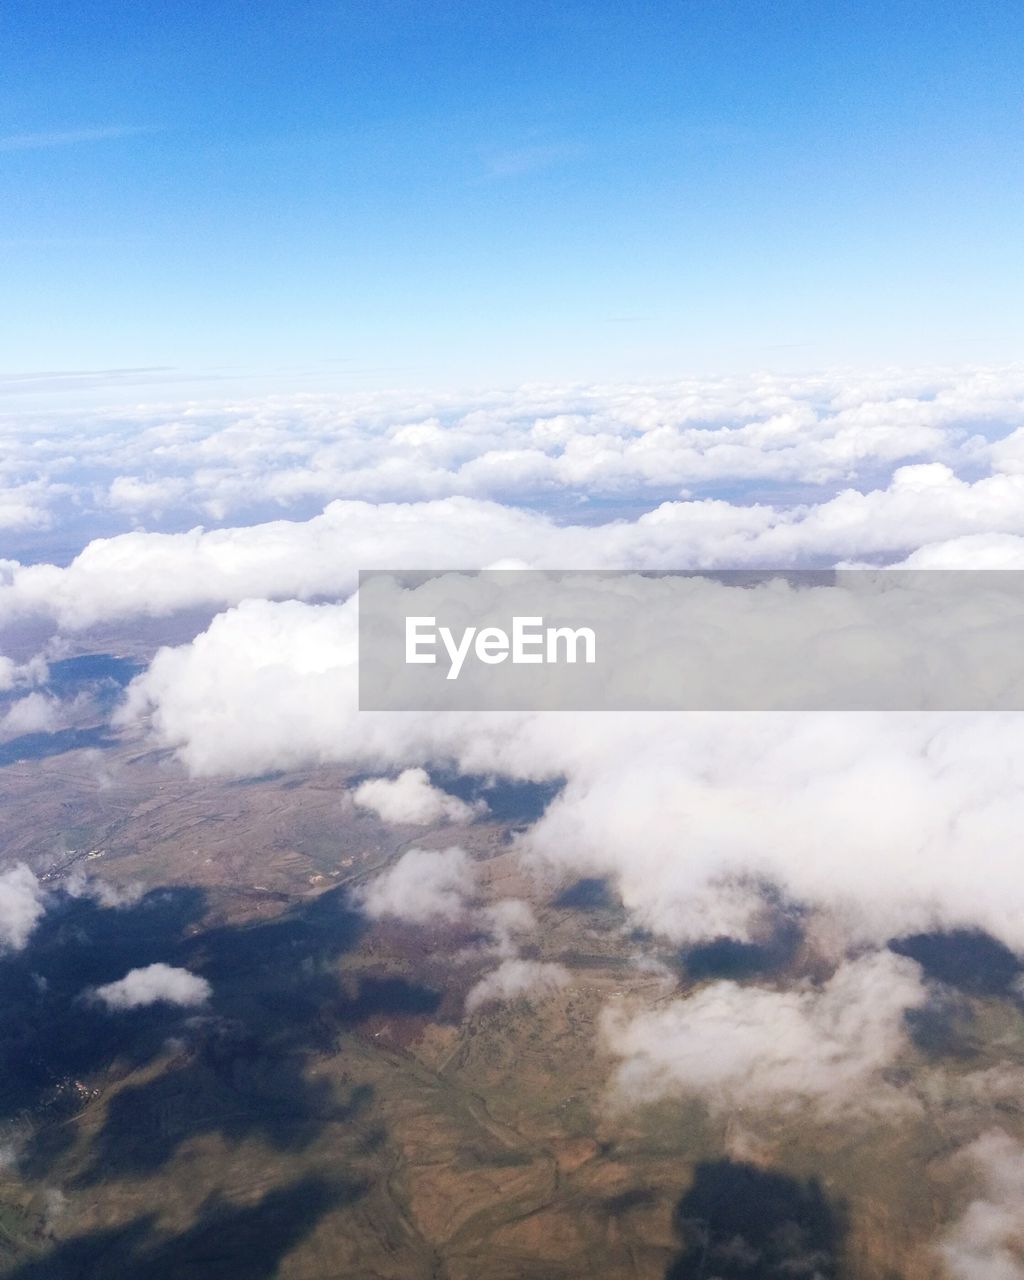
[119,592,1024,952]
[893,532,1024,569]
[0,691,62,740]
[940,1131,1024,1280]
[90,963,211,1011]
[106,474,189,515]
[0,864,46,952]
[352,768,485,825]
[10,364,1024,1123]
[355,845,541,980]
[12,458,1024,634]
[602,951,926,1114]
[1,364,1023,589]
[356,846,476,924]
[64,868,145,909]
[465,958,570,1012]
[0,483,54,530]
[0,126,153,152]
[479,899,537,958]
[516,710,1024,950]
[0,653,46,692]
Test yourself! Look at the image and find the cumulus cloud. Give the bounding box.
[5,365,1024,630]
[894,533,1024,569]
[0,692,62,740]
[7,462,1024,633]
[1,366,1018,542]
[355,848,540,970]
[90,963,211,1010]
[0,490,758,630]
[64,868,145,909]
[106,474,190,514]
[465,958,570,1012]
[352,768,485,825]
[14,365,1024,1117]
[940,1131,1024,1280]
[0,653,47,693]
[0,482,55,531]
[118,592,1024,952]
[356,846,476,924]
[602,951,926,1113]
[0,864,46,952]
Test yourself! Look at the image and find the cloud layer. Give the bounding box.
[2,365,1019,533]
[9,462,1024,635]
[7,365,1024,1176]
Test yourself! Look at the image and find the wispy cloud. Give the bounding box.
[0,125,155,153]
[483,141,583,178]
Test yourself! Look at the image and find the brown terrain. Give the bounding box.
[0,724,1019,1278]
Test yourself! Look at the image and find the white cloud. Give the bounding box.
[0,692,62,740]
[10,460,1024,635]
[64,868,145,909]
[0,864,46,952]
[356,846,476,924]
[894,533,1024,569]
[119,594,1024,952]
[4,365,1024,629]
[0,484,52,530]
[352,768,485,825]
[602,951,926,1113]
[0,125,152,152]
[480,899,537,958]
[465,958,570,1012]
[90,963,211,1011]
[9,365,1024,1123]
[940,1131,1024,1280]
[0,653,47,693]
[3,365,1021,529]
[106,474,189,515]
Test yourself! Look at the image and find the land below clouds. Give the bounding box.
[0,713,1022,1278]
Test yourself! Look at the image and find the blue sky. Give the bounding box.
[2,0,1022,395]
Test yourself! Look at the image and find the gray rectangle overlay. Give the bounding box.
[358,570,1024,711]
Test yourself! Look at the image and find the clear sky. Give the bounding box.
[2,0,1022,395]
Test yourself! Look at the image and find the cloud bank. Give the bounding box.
[3,365,1024,534]
[2,363,1024,629]
[8,462,1024,636]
